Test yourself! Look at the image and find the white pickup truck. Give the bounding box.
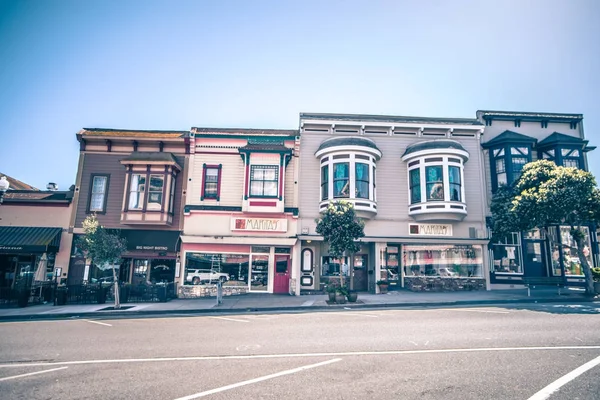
[186,269,229,285]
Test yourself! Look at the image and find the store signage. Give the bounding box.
[135,245,169,251]
[0,245,24,251]
[231,217,288,232]
[408,223,452,236]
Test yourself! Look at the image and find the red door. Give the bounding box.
[273,255,290,294]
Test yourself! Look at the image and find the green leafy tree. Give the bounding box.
[491,160,600,295]
[315,201,365,290]
[77,215,127,308]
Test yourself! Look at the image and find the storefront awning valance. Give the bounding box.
[120,230,180,253]
[0,226,62,253]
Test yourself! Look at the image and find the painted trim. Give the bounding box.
[193,134,297,140]
[201,164,222,201]
[249,201,277,206]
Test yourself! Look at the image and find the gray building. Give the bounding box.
[297,113,490,293]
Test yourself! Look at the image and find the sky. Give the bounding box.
[0,0,599,190]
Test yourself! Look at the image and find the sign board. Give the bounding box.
[231,218,288,232]
[408,223,452,236]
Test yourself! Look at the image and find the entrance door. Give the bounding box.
[273,255,290,294]
[523,239,546,277]
[352,255,368,291]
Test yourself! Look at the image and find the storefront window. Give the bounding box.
[250,254,269,290]
[560,226,592,277]
[379,246,399,282]
[132,259,150,285]
[403,244,483,277]
[184,252,249,286]
[321,256,349,276]
[491,233,523,274]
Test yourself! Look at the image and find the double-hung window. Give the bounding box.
[321,165,329,201]
[333,163,350,198]
[409,168,421,204]
[203,167,220,199]
[426,165,444,201]
[129,174,146,210]
[89,174,109,212]
[490,146,531,192]
[147,175,164,210]
[561,149,580,168]
[250,165,278,197]
[448,166,461,201]
[355,163,369,199]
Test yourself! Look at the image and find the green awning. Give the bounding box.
[0,226,62,253]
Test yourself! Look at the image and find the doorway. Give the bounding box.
[273,255,290,294]
[523,239,546,277]
[352,255,368,291]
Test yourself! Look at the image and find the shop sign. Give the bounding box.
[231,218,288,232]
[0,245,24,251]
[408,223,452,236]
[135,245,169,251]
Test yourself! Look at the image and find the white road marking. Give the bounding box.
[85,320,112,327]
[527,354,600,400]
[332,312,379,318]
[209,316,249,323]
[443,308,510,314]
[173,358,341,400]
[0,366,68,382]
[301,301,314,306]
[1,346,599,368]
[409,341,418,346]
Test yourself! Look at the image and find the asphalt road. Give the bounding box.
[0,302,599,399]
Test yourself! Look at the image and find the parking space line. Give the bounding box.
[85,320,112,327]
[528,354,600,399]
[209,316,249,323]
[0,367,68,382]
[174,358,341,399]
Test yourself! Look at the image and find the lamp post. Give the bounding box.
[0,176,9,204]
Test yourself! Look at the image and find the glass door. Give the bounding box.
[249,254,269,292]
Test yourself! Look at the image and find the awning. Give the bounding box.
[0,227,62,253]
[120,230,180,253]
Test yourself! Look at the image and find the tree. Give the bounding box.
[77,215,127,308]
[315,200,365,290]
[491,160,600,295]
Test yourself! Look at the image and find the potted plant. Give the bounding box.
[346,288,358,303]
[335,286,348,304]
[325,284,338,302]
[592,268,600,294]
[377,280,389,294]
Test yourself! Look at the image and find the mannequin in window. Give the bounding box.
[430,183,444,200]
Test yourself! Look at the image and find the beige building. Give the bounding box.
[180,128,300,297]
[297,113,490,293]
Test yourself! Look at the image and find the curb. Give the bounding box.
[0,296,594,322]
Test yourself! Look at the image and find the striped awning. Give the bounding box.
[0,227,62,253]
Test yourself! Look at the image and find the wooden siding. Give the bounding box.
[190,153,244,206]
[298,131,488,239]
[75,153,185,230]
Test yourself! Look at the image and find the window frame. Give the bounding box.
[249,164,279,198]
[490,145,532,192]
[407,156,465,205]
[147,174,165,211]
[87,174,110,214]
[321,165,329,201]
[128,173,147,211]
[201,164,222,201]
[320,153,377,203]
[355,162,370,199]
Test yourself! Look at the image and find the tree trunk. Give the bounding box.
[338,257,345,289]
[572,232,595,296]
[112,265,120,309]
[349,253,354,291]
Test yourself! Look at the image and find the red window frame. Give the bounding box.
[201,164,222,201]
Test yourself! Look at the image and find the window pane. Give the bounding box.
[263,181,278,196]
[497,172,507,186]
[409,169,420,204]
[563,159,579,168]
[147,175,164,210]
[426,166,443,201]
[250,165,279,197]
[404,245,483,278]
[449,166,461,201]
[511,157,527,182]
[355,163,369,199]
[333,163,349,198]
[129,174,145,210]
[321,165,329,201]
[495,159,505,173]
[90,176,107,211]
[204,168,219,198]
[169,178,176,213]
[90,193,105,211]
[561,149,571,156]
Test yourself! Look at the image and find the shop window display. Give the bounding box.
[379,246,400,282]
[491,232,523,274]
[560,226,592,277]
[184,253,250,286]
[321,256,349,277]
[403,245,483,277]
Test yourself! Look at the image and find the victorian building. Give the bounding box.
[179,127,300,297]
[67,129,189,285]
[297,113,490,293]
[478,110,598,288]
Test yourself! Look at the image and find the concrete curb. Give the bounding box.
[0,296,594,322]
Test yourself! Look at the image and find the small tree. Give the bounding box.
[77,215,127,308]
[491,160,600,295]
[315,201,365,290]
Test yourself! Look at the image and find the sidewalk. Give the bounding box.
[0,287,595,321]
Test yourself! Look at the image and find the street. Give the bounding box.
[1,302,599,399]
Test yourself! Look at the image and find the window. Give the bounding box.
[321,256,349,277]
[203,167,220,199]
[147,175,164,210]
[495,159,507,186]
[562,149,581,169]
[563,158,579,168]
[448,166,461,201]
[426,166,444,201]
[185,252,249,286]
[511,157,527,183]
[355,163,369,199]
[321,165,328,201]
[250,165,278,197]
[491,146,531,191]
[404,245,483,277]
[491,233,523,274]
[409,169,421,204]
[89,175,109,212]
[128,174,146,210]
[169,177,176,214]
[333,163,350,198]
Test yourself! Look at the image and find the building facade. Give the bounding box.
[179,128,300,297]
[297,113,490,293]
[0,188,74,289]
[67,128,189,286]
[478,110,598,288]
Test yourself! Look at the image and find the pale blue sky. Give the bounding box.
[1,0,599,190]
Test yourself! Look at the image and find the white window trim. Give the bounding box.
[407,156,466,205]
[320,152,378,203]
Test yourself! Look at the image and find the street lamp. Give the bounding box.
[0,176,9,204]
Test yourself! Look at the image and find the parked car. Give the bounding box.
[186,269,229,285]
